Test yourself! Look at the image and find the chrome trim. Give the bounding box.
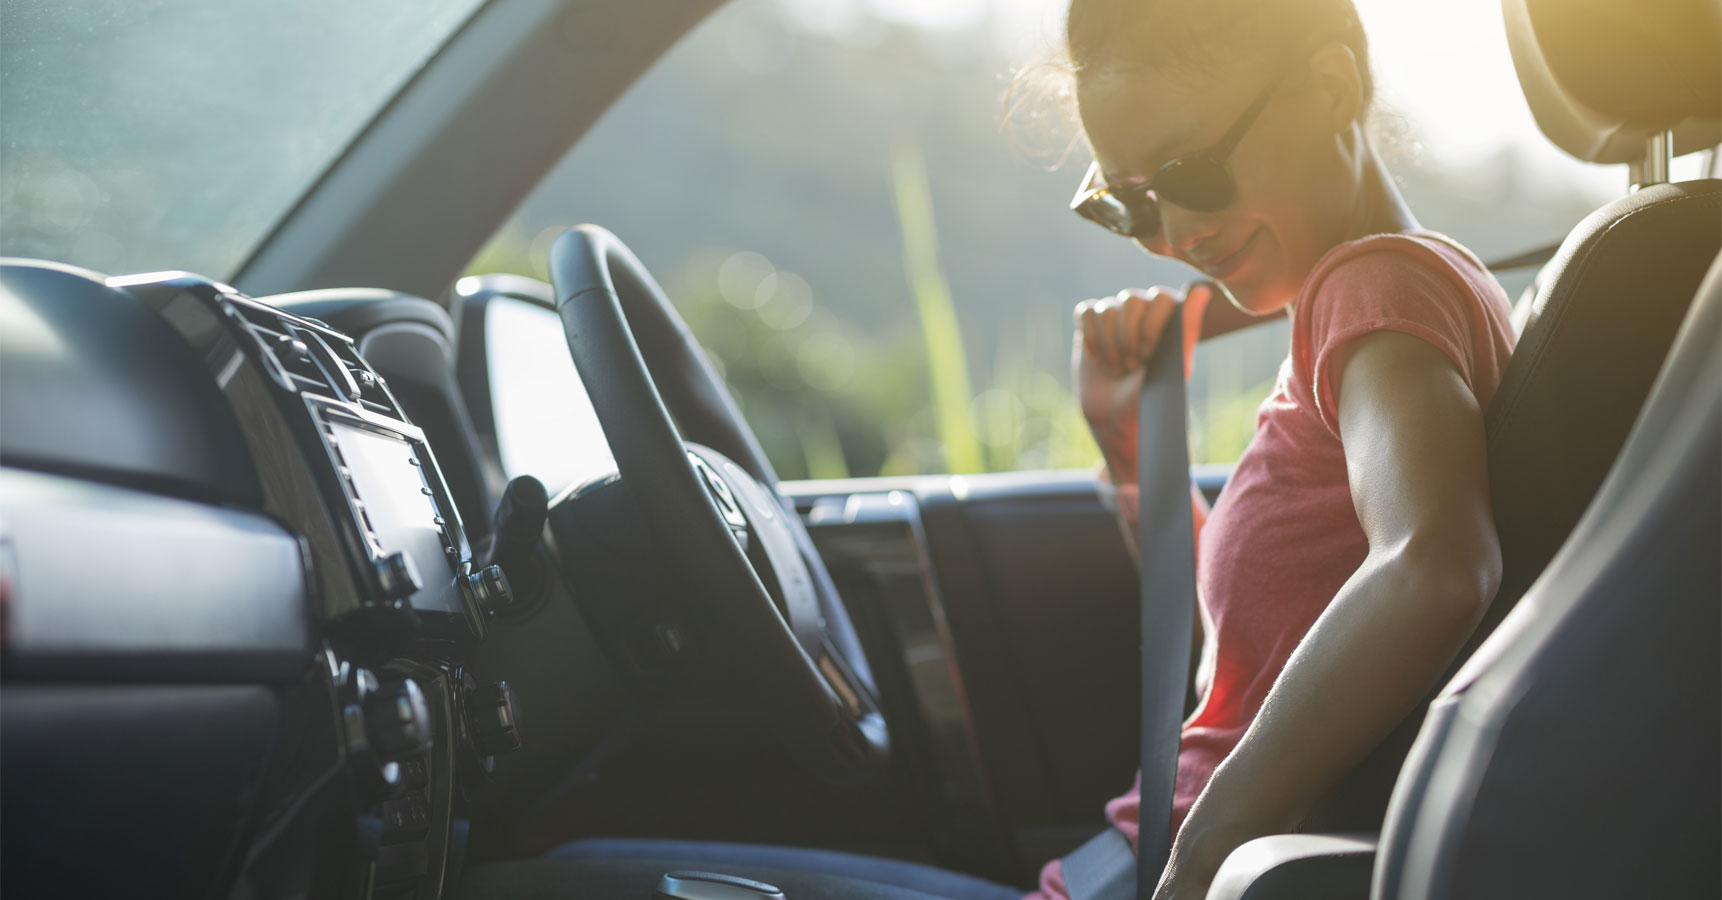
[1630,130,1673,191]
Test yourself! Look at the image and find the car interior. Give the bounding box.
[0,0,1716,899]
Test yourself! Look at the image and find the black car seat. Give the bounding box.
[1372,219,1721,900]
[1207,0,1721,896]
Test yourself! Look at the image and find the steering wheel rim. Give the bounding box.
[547,224,888,778]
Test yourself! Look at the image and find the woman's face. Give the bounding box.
[1077,52,1360,315]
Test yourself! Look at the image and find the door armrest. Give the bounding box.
[1206,832,1377,900]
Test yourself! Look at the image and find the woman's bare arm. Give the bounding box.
[1153,330,1502,900]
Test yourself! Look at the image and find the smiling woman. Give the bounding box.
[1040,1,1521,898]
[0,0,483,279]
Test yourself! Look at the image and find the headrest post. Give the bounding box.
[1629,131,1673,192]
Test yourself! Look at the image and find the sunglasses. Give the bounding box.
[1070,75,1282,241]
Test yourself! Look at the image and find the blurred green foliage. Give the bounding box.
[891,137,985,474]
[463,0,1610,482]
[469,214,1108,480]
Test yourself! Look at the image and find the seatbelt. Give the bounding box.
[1062,826,1136,900]
[1064,302,1199,900]
[1483,239,1564,272]
[1131,301,1198,895]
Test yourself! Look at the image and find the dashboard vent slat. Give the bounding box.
[227,299,403,420]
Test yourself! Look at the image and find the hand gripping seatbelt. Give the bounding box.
[1063,302,1198,900]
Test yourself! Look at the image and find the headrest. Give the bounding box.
[1504,0,1721,165]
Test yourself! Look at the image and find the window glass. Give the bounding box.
[485,297,616,497]
[470,0,1618,480]
[1,0,483,279]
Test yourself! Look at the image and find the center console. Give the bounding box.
[120,272,522,898]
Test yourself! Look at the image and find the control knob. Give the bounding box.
[373,551,421,603]
[365,676,433,760]
[339,666,403,800]
[465,564,513,614]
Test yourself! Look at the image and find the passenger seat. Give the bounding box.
[1207,0,1722,896]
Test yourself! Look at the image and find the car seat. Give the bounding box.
[1208,0,1722,896]
[1372,211,1721,900]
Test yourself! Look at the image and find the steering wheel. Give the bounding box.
[547,225,888,779]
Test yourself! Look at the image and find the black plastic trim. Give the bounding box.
[0,259,262,507]
[0,468,313,682]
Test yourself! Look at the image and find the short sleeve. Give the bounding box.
[1296,240,1480,436]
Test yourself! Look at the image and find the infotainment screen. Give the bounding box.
[327,420,466,617]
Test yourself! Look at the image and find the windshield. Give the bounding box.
[0,0,484,279]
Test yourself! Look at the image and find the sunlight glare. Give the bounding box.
[870,0,987,31]
[960,0,1624,194]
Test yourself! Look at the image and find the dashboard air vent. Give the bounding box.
[229,298,402,419]
[324,334,402,418]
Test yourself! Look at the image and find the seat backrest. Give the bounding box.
[1476,178,1719,660]
[1299,0,1722,833]
[1303,178,1722,832]
[1375,249,1721,900]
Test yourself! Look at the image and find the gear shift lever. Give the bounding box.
[654,871,786,900]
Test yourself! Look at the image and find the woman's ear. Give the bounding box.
[1306,42,1363,132]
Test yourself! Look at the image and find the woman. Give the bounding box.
[1043,0,1515,897]
[529,2,1515,898]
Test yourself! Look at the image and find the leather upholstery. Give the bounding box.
[1478,180,1719,650]
[1504,0,1721,162]
[1206,834,1376,900]
[1376,253,1721,900]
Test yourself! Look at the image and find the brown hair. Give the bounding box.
[1065,0,1374,107]
[1005,0,1376,160]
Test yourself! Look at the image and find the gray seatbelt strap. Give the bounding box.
[1062,827,1136,900]
[1133,301,1197,896]
[1062,301,1198,900]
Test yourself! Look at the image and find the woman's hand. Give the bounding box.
[1149,850,1222,900]
[1073,283,1211,484]
[1148,811,1258,900]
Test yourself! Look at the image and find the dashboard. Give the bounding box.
[0,257,1147,898]
[0,262,523,899]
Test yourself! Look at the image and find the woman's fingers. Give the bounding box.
[1138,288,1178,365]
[1075,286,1192,373]
[1120,290,1152,365]
[1110,291,1136,368]
[1122,287,1177,368]
[1096,296,1125,371]
[1082,294,1126,371]
[1074,299,1102,369]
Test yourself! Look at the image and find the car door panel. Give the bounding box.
[792,468,1203,870]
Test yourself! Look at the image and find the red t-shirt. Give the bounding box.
[1033,231,1516,899]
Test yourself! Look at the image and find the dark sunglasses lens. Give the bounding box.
[1155,156,1234,212]
[1078,194,1138,237]
[1124,196,1161,239]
